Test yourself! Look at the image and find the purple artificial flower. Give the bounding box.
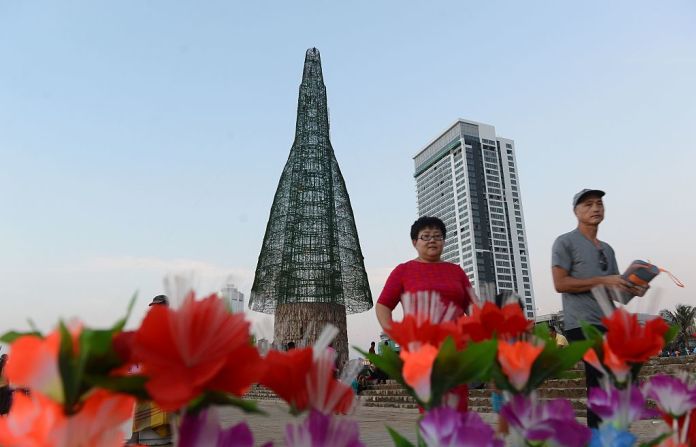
[285,409,364,447]
[179,407,271,447]
[501,394,591,447]
[643,374,696,417]
[588,384,656,428]
[419,406,503,447]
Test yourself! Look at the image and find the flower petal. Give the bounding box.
[0,392,64,446]
[5,332,64,402]
[132,292,259,410]
[400,344,439,403]
[285,410,363,447]
[497,341,543,391]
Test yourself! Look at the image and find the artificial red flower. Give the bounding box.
[458,302,532,342]
[400,344,439,402]
[207,344,264,397]
[497,340,544,391]
[260,347,313,412]
[500,303,533,335]
[306,349,355,414]
[0,389,134,447]
[583,348,606,376]
[5,331,64,403]
[0,392,64,447]
[602,309,669,364]
[112,330,135,363]
[61,389,136,446]
[131,292,263,410]
[109,330,138,376]
[658,438,689,447]
[260,347,354,414]
[387,316,461,351]
[602,340,630,383]
[663,410,696,446]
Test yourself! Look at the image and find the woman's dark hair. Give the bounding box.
[410,216,447,241]
[494,291,524,309]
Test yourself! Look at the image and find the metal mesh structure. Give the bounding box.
[249,48,373,354]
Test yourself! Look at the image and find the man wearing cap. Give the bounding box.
[552,189,646,428]
[129,294,171,445]
[149,295,169,307]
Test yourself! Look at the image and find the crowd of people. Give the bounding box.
[661,347,696,357]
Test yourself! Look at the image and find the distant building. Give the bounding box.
[413,119,536,319]
[221,283,244,313]
[535,311,564,330]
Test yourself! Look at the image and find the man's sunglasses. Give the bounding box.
[598,249,608,272]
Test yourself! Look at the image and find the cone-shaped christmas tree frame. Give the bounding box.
[249,48,373,367]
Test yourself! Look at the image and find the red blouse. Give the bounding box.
[377,260,473,313]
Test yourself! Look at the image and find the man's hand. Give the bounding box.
[600,275,633,292]
[629,284,649,297]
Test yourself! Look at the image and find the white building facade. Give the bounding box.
[413,119,536,319]
[221,283,245,313]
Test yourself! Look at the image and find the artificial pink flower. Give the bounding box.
[644,375,696,418]
[179,407,272,447]
[285,410,363,447]
[420,407,503,447]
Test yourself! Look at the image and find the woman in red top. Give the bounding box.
[375,216,474,412]
[376,216,474,328]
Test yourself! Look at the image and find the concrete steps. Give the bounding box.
[244,355,696,417]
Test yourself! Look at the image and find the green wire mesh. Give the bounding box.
[249,48,373,315]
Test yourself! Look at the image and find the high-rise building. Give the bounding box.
[413,119,536,318]
[221,283,244,313]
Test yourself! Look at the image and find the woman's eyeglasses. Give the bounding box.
[598,249,608,271]
[419,235,444,242]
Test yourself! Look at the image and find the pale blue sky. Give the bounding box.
[1,1,695,352]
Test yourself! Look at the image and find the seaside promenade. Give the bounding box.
[219,401,667,446]
[231,355,694,445]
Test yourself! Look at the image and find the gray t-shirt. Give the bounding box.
[551,229,620,330]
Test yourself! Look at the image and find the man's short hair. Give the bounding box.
[410,216,447,241]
